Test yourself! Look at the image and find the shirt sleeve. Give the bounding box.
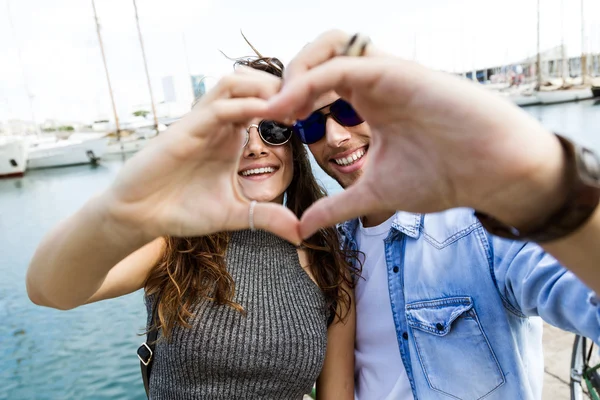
[488,233,600,343]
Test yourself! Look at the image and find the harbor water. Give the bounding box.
[1,99,599,399]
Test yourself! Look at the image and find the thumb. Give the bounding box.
[230,201,301,245]
[299,183,380,239]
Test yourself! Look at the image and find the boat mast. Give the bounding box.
[581,0,588,81]
[6,0,40,136]
[536,0,542,89]
[132,0,159,133]
[91,0,121,138]
[560,0,567,80]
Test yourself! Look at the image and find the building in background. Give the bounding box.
[191,74,206,101]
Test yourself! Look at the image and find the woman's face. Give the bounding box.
[237,119,294,204]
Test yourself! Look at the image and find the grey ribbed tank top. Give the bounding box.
[146,230,329,399]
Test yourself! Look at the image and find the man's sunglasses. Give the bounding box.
[243,99,364,147]
[293,98,364,144]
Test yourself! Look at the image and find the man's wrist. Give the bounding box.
[495,133,570,229]
[476,133,600,242]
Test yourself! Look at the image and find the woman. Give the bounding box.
[26,56,356,399]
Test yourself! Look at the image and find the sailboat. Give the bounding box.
[27,133,108,169]
[593,78,600,97]
[536,0,595,104]
[0,135,28,178]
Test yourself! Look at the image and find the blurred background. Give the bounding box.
[1,0,599,399]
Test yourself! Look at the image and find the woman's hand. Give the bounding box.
[103,71,301,244]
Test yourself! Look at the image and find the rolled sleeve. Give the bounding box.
[489,233,600,344]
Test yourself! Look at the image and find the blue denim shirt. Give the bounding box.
[341,208,600,400]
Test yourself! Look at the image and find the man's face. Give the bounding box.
[307,92,371,189]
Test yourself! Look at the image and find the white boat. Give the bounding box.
[0,136,28,178]
[497,85,541,107]
[511,93,541,107]
[536,87,594,105]
[104,136,150,157]
[28,133,108,169]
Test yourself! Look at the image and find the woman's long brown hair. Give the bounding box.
[144,53,358,340]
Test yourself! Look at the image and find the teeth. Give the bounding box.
[334,149,365,166]
[241,167,276,176]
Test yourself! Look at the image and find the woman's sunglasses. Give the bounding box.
[244,120,293,147]
[243,99,364,147]
[292,98,364,145]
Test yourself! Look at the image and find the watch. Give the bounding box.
[475,133,600,242]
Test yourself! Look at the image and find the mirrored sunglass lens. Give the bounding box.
[259,121,292,144]
[331,99,363,126]
[293,113,326,144]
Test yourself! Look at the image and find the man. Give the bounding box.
[302,91,600,400]
[267,32,600,399]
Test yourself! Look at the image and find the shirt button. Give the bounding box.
[402,332,408,340]
[436,323,444,331]
[393,266,399,273]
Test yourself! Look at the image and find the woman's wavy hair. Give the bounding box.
[144,37,358,340]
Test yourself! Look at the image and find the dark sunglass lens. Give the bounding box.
[331,99,364,127]
[293,113,326,144]
[259,120,292,145]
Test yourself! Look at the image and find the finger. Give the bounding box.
[211,98,271,124]
[203,72,282,103]
[253,202,302,245]
[299,182,381,239]
[228,201,302,245]
[179,98,270,139]
[283,30,350,82]
[284,30,382,83]
[234,64,282,78]
[267,57,387,121]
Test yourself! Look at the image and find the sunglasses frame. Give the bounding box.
[244,120,293,147]
[293,98,364,145]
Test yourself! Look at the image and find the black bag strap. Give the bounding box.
[137,298,160,398]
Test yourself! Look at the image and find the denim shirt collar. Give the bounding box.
[338,211,422,241]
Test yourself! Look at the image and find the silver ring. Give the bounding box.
[248,200,257,231]
[342,33,370,57]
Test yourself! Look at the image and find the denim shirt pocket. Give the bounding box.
[406,297,505,400]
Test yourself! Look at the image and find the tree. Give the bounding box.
[133,110,150,118]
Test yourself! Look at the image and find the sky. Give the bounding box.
[1,0,599,124]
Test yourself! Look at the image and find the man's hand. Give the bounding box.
[267,30,566,239]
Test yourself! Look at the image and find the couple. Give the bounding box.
[26,31,600,400]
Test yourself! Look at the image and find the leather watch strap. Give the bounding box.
[476,133,600,242]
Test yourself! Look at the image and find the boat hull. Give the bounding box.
[28,136,108,169]
[103,138,148,158]
[0,136,28,178]
[537,88,594,105]
[510,94,541,107]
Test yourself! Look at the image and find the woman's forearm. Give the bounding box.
[26,193,151,310]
